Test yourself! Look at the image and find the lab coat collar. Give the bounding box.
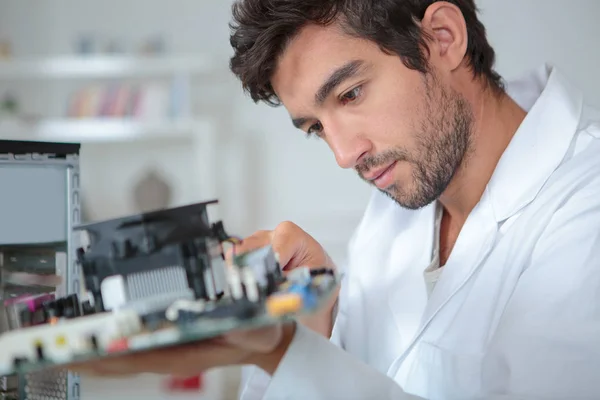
[487,64,583,222]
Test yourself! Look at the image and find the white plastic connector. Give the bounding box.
[227,266,244,300]
[241,267,259,302]
[0,309,142,375]
[165,299,206,321]
[286,266,311,282]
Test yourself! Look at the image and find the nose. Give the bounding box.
[326,120,372,169]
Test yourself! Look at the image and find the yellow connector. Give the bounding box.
[266,293,303,317]
[55,335,67,347]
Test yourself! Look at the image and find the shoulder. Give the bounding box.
[535,112,600,238]
[495,107,600,336]
[538,105,600,205]
[563,103,600,172]
[528,115,600,266]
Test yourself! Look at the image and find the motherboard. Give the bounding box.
[0,200,338,377]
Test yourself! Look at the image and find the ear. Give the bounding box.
[421,1,468,72]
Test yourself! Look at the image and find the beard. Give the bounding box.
[356,73,474,210]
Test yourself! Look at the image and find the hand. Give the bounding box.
[230,221,339,337]
[67,322,297,378]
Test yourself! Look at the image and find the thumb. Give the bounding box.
[224,230,271,264]
[270,222,309,270]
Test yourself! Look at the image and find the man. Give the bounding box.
[74,0,600,399]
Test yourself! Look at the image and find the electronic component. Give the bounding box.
[0,376,18,392]
[0,200,339,377]
[0,139,82,400]
[75,200,237,314]
[3,293,56,329]
[0,374,18,400]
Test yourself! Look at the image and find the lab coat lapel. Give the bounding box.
[386,202,436,354]
[389,190,498,386]
[344,191,435,372]
[421,191,497,323]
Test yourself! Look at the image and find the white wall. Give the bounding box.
[2,0,599,264]
[1,1,599,399]
[478,0,600,107]
[0,0,235,57]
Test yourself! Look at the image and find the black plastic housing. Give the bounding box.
[74,200,228,313]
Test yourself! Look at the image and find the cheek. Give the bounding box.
[364,85,423,150]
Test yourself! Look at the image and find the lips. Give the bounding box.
[364,161,396,182]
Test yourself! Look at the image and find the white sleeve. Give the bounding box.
[261,323,423,400]
[242,272,420,400]
[238,365,272,400]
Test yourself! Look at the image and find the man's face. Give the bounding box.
[271,23,474,210]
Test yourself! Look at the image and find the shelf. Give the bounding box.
[0,54,218,79]
[0,118,209,143]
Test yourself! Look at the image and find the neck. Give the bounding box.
[438,86,527,227]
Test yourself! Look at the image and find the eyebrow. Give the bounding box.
[291,60,366,130]
[315,59,365,106]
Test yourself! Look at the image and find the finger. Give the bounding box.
[69,364,135,378]
[225,230,271,263]
[66,340,249,377]
[271,221,307,269]
[225,225,305,270]
[65,360,139,377]
[271,222,334,271]
[222,324,282,353]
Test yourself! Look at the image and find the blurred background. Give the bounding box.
[0,0,598,398]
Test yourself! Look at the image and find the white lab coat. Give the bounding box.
[238,65,600,400]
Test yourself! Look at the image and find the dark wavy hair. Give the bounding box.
[229,0,504,106]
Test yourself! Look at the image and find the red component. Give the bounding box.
[106,338,129,353]
[165,375,204,392]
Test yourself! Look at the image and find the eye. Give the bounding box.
[306,121,323,138]
[340,86,363,105]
